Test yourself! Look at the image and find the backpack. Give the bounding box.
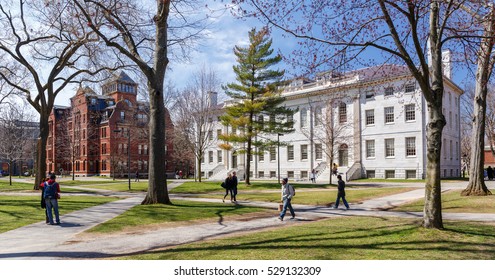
[43,182,57,199]
[290,184,295,196]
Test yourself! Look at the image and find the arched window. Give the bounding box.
[338,144,349,166]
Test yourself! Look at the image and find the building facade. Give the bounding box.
[201,64,463,181]
[46,72,175,178]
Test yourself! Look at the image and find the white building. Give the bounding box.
[201,64,463,181]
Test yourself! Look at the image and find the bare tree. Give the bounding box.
[0,0,119,189]
[0,103,36,185]
[171,65,220,182]
[301,94,354,184]
[73,0,208,204]
[231,0,472,229]
[460,2,495,196]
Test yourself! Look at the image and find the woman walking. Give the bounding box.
[222,173,234,203]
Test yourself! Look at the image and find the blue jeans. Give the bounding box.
[335,194,349,209]
[279,198,295,219]
[45,198,60,224]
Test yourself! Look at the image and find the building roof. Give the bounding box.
[107,71,137,85]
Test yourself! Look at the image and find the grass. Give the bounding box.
[0,195,119,233]
[88,200,269,233]
[63,181,149,192]
[395,189,495,213]
[118,216,495,260]
[189,187,417,206]
[0,181,35,192]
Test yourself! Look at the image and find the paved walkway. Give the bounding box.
[0,180,494,259]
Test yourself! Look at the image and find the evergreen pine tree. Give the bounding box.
[220,27,296,185]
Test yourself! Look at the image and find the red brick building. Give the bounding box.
[46,72,175,178]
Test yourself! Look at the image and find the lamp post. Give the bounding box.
[114,128,131,190]
[277,133,283,184]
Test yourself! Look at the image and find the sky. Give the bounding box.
[42,2,470,107]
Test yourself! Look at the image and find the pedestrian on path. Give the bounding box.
[135,171,140,182]
[310,169,316,183]
[332,163,338,176]
[278,177,295,221]
[44,174,61,225]
[222,173,234,203]
[333,175,349,209]
[39,178,49,224]
[232,171,238,202]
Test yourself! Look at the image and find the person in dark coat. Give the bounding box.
[223,173,234,203]
[232,171,238,202]
[333,175,349,209]
[487,166,494,180]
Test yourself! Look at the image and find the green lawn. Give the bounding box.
[395,189,495,213]
[0,195,119,233]
[0,181,35,192]
[63,181,149,193]
[192,187,417,206]
[118,216,495,260]
[88,200,270,233]
[170,181,335,194]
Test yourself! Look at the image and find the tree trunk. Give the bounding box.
[462,16,494,196]
[142,86,171,205]
[423,109,444,229]
[33,115,49,190]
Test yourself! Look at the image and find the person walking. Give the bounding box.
[43,173,61,225]
[310,169,316,183]
[135,171,140,182]
[39,178,49,224]
[222,173,234,203]
[333,175,349,209]
[278,177,295,221]
[232,171,238,202]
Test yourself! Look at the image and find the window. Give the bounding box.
[208,151,213,163]
[366,140,375,158]
[257,115,264,129]
[384,107,394,123]
[449,112,452,128]
[123,144,128,155]
[287,113,294,128]
[232,127,237,135]
[270,147,276,161]
[385,170,395,178]
[102,143,107,154]
[301,171,308,179]
[365,109,375,125]
[287,145,294,161]
[217,150,222,162]
[259,150,264,161]
[406,170,416,179]
[270,171,276,178]
[339,102,347,123]
[258,171,264,178]
[405,82,415,93]
[385,138,395,157]
[118,143,123,155]
[101,127,107,138]
[405,104,416,121]
[384,87,394,97]
[217,129,222,139]
[208,130,213,141]
[138,145,142,155]
[301,145,308,160]
[143,145,148,155]
[287,171,294,178]
[120,111,125,121]
[315,144,323,160]
[406,137,416,156]
[314,106,322,125]
[450,140,453,160]
[300,108,307,128]
[366,170,376,178]
[366,90,375,99]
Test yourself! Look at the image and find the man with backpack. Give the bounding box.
[44,174,61,225]
[278,177,296,221]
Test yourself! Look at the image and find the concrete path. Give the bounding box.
[0,180,494,259]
